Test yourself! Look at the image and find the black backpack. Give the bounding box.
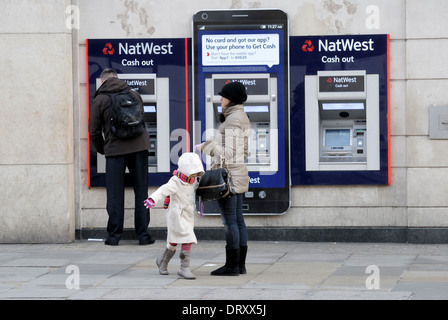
[106,87,146,139]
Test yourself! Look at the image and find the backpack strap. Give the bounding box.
[99,86,131,98]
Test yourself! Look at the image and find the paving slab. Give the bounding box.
[0,240,447,302]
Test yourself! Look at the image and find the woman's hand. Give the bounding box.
[194,143,205,152]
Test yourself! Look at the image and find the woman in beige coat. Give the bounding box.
[144,152,204,279]
[197,81,251,276]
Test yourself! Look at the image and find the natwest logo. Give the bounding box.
[302,40,314,52]
[318,38,374,52]
[118,42,173,55]
[333,76,358,83]
[102,43,115,55]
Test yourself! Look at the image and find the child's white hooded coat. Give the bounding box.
[149,153,204,244]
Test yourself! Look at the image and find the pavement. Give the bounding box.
[1,239,448,301]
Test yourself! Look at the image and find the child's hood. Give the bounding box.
[177,152,204,177]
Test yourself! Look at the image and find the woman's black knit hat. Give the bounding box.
[218,81,247,104]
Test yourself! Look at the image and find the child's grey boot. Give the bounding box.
[178,251,196,279]
[156,248,175,275]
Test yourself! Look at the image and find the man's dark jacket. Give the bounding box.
[88,77,150,157]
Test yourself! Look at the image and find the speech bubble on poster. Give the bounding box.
[202,34,279,68]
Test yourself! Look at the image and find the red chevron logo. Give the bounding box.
[102,43,115,55]
[302,40,314,52]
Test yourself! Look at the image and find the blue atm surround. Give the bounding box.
[289,34,390,185]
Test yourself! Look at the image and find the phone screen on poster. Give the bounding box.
[192,9,290,214]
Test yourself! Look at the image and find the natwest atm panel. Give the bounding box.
[204,73,278,173]
[196,72,290,215]
[305,70,380,171]
[95,73,170,173]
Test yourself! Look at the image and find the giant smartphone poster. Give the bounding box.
[86,38,192,187]
[193,10,290,214]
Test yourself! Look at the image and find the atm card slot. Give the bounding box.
[326,151,350,156]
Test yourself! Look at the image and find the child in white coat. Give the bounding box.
[143,152,204,279]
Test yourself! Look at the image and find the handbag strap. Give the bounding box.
[199,198,204,218]
[220,135,225,168]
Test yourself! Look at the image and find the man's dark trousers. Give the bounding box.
[105,150,152,245]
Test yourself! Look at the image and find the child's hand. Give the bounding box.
[143,198,155,209]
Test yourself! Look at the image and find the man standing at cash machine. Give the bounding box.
[89,68,154,246]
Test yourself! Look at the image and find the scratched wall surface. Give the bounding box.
[1,0,448,242]
[0,0,75,243]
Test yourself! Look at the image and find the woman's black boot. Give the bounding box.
[211,247,240,276]
[239,245,248,274]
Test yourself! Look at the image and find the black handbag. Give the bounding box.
[196,141,234,201]
[196,167,233,201]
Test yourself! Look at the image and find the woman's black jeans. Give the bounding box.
[218,193,248,249]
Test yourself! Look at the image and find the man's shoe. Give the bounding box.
[139,238,155,245]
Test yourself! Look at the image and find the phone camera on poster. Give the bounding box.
[201,13,208,20]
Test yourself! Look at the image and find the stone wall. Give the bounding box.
[1,0,447,243]
[0,0,75,242]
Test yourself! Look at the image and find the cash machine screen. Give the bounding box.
[144,105,156,113]
[325,129,351,147]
